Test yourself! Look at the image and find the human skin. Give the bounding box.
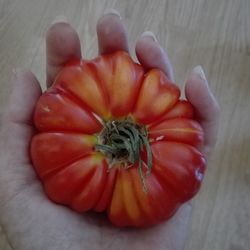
[0,10,219,250]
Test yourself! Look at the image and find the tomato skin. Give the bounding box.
[108,165,180,227]
[53,52,144,120]
[107,141,205,227]
[151,141,205,202]
[31,133,97,178]
[93,168,117,212]
[132,69,180,124]
[148,118,204,146]
[44,153,108,212]
[31,51,206,227]
[34,88,102,134]
[91,52,145,118]
[152,100,195,122]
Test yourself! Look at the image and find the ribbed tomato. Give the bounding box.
[31,51,205,227]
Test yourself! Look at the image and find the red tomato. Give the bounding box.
[31,51,205,227]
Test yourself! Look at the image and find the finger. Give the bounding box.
[97,9,129,54]
[6,69,42,125]
[135,31,174,81]
[185,66,220,156]
[46,20,81,88]
[4,69,41,164]
[0,69,42,206]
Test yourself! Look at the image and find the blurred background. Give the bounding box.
[0,0,249,249]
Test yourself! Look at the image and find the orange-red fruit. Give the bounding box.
[31,51,205,227]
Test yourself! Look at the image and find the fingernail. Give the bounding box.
[193,65,207,82]
[51,15,68,25]
[104,9,122,19]
[141,31,158,42]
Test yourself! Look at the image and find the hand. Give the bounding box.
[0,10,219,250]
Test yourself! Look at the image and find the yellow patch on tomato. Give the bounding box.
[121,170,141,221]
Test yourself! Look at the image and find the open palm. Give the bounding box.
[0,11,219,250]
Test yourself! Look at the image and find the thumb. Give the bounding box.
[0,69,42,205]
[2,69,41,163]
[6,69,42,125]
[1,69,41,171]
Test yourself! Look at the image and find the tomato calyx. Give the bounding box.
[95,119,152,192]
